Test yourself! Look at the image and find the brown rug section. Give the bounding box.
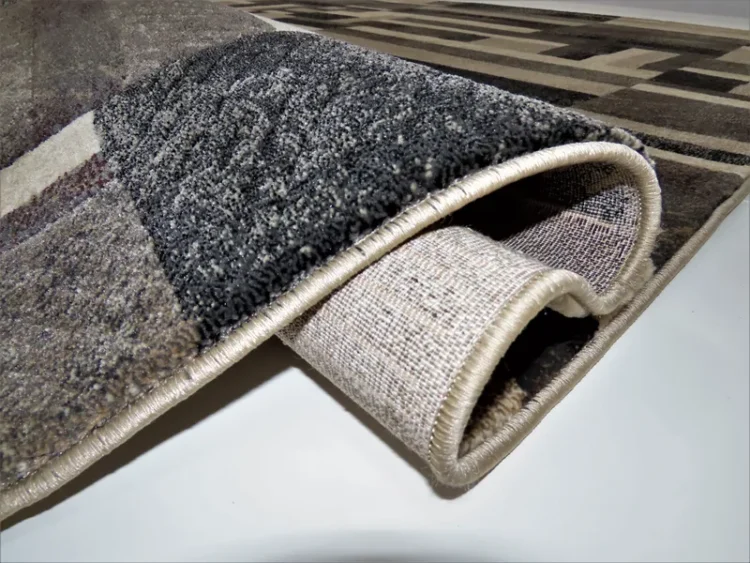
[226,0,749,463]
[0,182,199,488]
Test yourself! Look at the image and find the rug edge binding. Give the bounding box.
[2,143,741,522]
[430,173,750,487]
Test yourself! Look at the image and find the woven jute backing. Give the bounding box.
[281,160,652,483]
[1,142,664,519]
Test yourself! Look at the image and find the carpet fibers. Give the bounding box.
[0,0,747,520]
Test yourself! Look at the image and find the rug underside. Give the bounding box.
[1,0,748,521]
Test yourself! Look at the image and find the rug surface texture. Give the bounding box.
[0,0,747,520]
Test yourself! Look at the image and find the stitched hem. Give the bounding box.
[0,142,661,520]
[428,175,749,486]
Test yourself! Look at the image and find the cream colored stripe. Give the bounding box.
[608,51,678,69]
[719,46,750,64]
[347,24,656,80]
[365,19,502,37]
[418,6,587,27]
[682,66,750,82]
[290,9,384,20]
[605,17,750,41]
[632,82,750,110]
[317,11,542,35]
[730,83,750,98]
[583,48,677,69]
[472,35,567,54]
[377,12,538,34]
[0,112,100,217]
[648,147,750,177]
[333,30,622,95]
[253,14,315,33]
[575,109,750,155]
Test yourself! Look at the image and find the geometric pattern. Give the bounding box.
[223,0,750,268]
[0,0,747,511]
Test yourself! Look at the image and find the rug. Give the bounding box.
[0,0,747,521]
[228,0,750,480]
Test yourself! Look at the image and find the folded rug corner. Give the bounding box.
[1,0,748,523]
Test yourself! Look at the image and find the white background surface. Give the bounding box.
[2,3,750,562]
[477,0,750,29]
[2,198,748,562]
[260,0,750,30]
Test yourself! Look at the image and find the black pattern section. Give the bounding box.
[651,69,747,93]
[640,54,701,72]
[97,32,646,345]
[651,159,741,269]
[638,133,750,165]
[575,89,750,143]
[689,58,750,76]
[401,58,596,107]
[494,309,598,398]
[543,42,624,61]
[545,23,750,57]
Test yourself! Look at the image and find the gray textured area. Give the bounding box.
[0,155,111,253]
[0,185,199,488]
[97,31,647,344]
[0,0,271,168]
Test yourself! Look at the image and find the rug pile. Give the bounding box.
[1,0,747,521]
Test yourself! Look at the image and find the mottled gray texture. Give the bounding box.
[96,31,646,344]
[0,185,199,488]
[0,0,271,168]
[0,155,111,253]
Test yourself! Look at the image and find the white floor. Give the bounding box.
[458,0,750,30]
[3,4,750,562]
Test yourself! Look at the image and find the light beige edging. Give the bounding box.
[429,176,750,487]
[0,142,657,521]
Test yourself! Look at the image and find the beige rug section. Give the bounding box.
[0,112,100,216]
